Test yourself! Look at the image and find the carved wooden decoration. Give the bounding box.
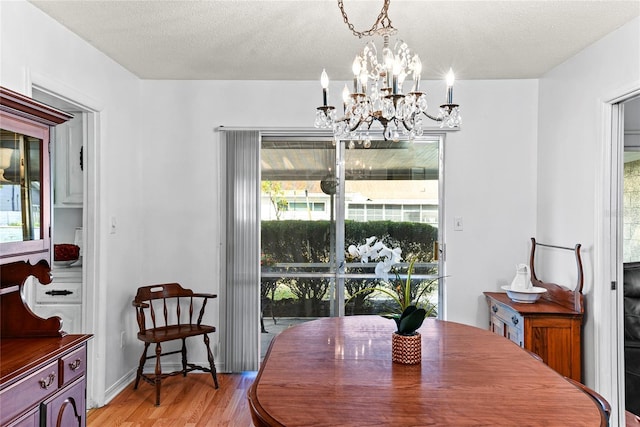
[0,260,64,337]
[529,237,584,313]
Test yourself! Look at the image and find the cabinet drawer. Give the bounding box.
[0,360,59,425]
[60,347,86,387]
[36,281,82,304]
[489,300,523,330]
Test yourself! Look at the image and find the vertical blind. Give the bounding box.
[222,130,260,372]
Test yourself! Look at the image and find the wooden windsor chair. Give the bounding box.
[132,283,219,406]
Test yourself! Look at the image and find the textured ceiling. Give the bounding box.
[28,0,640,81]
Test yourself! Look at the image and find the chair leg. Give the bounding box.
[181,338,188,377]
[134,342,149,390]
[203,333,219,389]
[154,342,162,406]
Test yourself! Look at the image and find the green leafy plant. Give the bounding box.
[393,305,427,336]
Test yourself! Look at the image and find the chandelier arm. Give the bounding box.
[346,117,368,133]
[402,119,414,131]
[338,0,396,38]
[422,111,443,122]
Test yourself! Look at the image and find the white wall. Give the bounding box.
[444,79,538,325]
[3,0,539,406]
[537,14,640,407]
[139,78,539,334]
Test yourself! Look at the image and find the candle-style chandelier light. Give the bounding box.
[314,0,462,142]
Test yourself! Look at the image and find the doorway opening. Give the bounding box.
[27,83,104,408]
[621,95,640,418]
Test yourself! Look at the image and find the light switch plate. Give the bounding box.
[454,216,463,231]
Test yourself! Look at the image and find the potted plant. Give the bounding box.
[346,237,437,364]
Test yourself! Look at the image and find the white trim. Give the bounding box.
[216,126,459,138]
[103,367,136,405]
[438,134,447,320]
[216,126,333,138]
[597,83,640,427]
[26,69,107,409]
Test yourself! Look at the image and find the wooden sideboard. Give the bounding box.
[0,335,92,426]
[0,260,93,427]
[0,88,91,426]
[484,291,583,381]
[485,238,584,381]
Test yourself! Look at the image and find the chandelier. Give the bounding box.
[314,0,461,142]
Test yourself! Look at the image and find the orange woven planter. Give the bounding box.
[392,332,422,364]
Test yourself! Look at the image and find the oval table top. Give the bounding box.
[248,315,602,426]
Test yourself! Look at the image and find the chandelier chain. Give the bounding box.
[338,0,396,38]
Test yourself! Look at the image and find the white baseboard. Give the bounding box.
[100,367,137,407]
[92,362,229,409]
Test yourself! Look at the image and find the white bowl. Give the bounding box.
[54,259,78,268]
[500,285,547,303]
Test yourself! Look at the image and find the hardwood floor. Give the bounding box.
[87,373,257,426]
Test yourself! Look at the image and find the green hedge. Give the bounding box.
[262,220,437,263]
[260,220,438,317]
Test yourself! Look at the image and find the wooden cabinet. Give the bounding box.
[0,88,90,427]
[0,87,73,266]
[0,336,91,427]
[485,292,583,381]
[485,238,585,382]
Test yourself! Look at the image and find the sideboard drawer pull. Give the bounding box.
[45,289,74,296]
[492,305,498,313]
[39,372,56,389]
[68,359,82,371]
[511,315,519,325]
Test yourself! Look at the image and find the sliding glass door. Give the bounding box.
[260,135,442,337]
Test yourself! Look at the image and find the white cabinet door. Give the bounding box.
[54,113,84,206]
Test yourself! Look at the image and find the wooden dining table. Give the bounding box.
[248,315,602,426]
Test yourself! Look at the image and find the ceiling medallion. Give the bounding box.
[314,0,461,143]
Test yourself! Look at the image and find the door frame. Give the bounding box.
[259,129,446,319]
[598,84,640,426]
[26,71,106,408]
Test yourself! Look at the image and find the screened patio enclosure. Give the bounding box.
[260,135,443,332]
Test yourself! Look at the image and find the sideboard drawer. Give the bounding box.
[60,346,86,387]
[489,300,523,344]
[36,280,82,304]
[0,360,59,425]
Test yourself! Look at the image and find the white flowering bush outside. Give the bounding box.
[347,236,437,318]
[347,236,402,281]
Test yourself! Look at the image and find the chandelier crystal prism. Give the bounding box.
[314,0,461,142]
